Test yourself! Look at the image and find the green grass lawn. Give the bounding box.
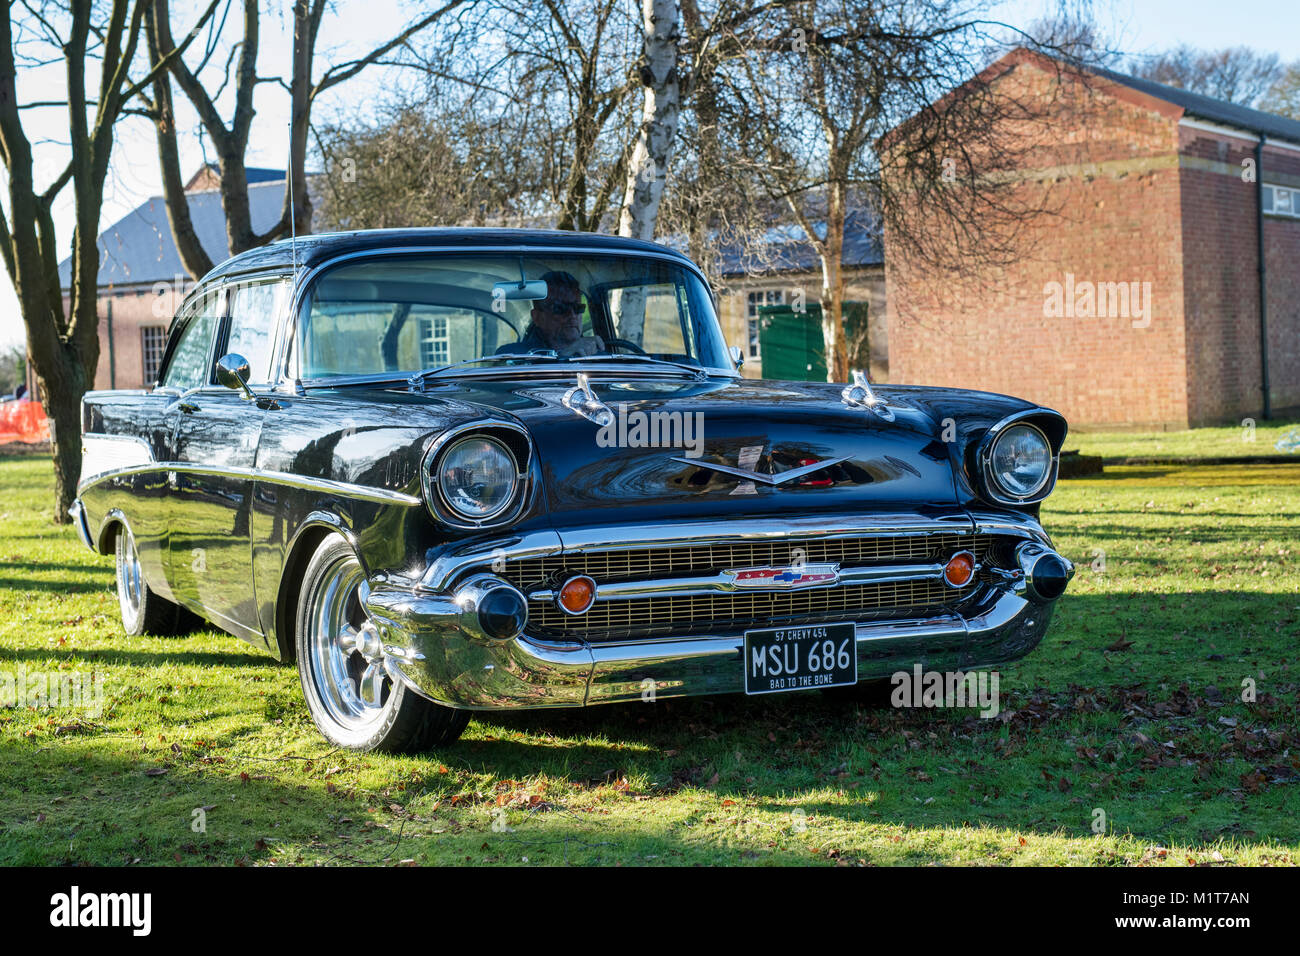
[1,453,1297,866]
[1071,414,1300,462]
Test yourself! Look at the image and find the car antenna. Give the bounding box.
[288,119,298,276]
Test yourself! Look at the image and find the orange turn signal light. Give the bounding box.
[943,551,976,588]
[557,575,597,615]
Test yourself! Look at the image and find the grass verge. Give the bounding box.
[1,455,1297,866]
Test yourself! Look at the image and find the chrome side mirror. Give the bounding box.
[729,345,745,370]
[216,353,255,401]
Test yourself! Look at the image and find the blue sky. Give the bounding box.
[3,0,1300,349]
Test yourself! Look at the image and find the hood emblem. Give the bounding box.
[669,452,848,486]
[725,564,840,589]
[841,369,895,421]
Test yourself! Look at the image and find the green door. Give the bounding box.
[757,301,869,382]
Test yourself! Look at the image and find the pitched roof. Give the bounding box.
[1092,62,1300,145]
[58,180,287,292]
[709,207,883,277]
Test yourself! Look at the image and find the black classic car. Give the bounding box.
[72,228,1074,751]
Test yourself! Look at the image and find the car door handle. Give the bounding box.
[176,400,200,414]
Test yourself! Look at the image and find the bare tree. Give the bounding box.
[314,97,549,230]
[143,0,469,280]
[716,0,1100,383]
[1260,61,1300,120]
[1128,45,1284,107]
[0,0,216,521]
[485,0,641,232]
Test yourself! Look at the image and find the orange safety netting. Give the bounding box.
[0,400,51,444]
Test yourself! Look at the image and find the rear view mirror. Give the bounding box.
[492,279,549,302]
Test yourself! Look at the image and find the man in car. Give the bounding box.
[498,270,605,357]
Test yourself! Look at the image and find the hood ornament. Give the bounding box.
[562,372,615,426]
[841,369,895,421]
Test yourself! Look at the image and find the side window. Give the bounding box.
[161,290,223,391]
[226,278,290,384]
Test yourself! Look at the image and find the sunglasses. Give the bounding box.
[541,301,585,317]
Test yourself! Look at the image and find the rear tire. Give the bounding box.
[294,534,469,752]
[115,527,186,636]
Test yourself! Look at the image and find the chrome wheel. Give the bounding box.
[116,529,144,622]
[303,551,390,731]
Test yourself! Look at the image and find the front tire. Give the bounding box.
[115,527,186,636]
[295,534,469,752]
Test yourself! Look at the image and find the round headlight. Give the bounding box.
[436,436,519,520]
[988,424,1052,499]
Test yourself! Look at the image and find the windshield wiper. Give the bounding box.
[564,353,708,379]
[408,351,560,390]
[408,350,710,390]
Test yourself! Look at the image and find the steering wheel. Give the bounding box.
[604,337,647,355]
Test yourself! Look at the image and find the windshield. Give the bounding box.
[294,252,731,380]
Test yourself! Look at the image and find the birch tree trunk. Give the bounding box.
[818,180,851,383]
[618,0,682,241]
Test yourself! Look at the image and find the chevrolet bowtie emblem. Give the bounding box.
[668,454,848,485]
[724,564,840,589]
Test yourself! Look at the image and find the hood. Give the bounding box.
[408,375,983,530]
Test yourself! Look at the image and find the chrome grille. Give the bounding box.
[502,532,992,642]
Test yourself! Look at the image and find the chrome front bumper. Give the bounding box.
[69,499,96,551]
[362,513,1073,711]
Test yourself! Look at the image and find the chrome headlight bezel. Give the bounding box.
[976,415,1058,505]
[421,423,532,529]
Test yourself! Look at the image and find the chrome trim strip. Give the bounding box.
[527,561,947,603]
[555,512,976,552]
[80,433,156,487]
[76,461,422,506]
[419,529,565,593]
[970,510,1050,543]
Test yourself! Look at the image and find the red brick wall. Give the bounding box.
[886,58,1191,428]
[1263,209,1300,414]
[89,287,182,390]
[1178,129,1300,424]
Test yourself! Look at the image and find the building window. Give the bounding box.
[419,315,449,369]
[1262,183,1300,218]
[141,326,167,385]
[745,289,784,359]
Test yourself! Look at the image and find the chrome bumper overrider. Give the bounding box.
[69,499,95,552]
[362,513,1074,711]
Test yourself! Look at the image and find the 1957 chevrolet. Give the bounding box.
[72,228,1074,752]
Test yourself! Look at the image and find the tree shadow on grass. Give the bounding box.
[4,589,1297,864]
[0,642,272,669]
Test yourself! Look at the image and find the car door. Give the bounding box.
[167,277,290,642]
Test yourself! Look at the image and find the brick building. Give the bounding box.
[711,208,887,381]
[885,49,1300,429]
[56,166,287,390]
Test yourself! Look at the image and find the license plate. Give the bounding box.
[743,622,857,695]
